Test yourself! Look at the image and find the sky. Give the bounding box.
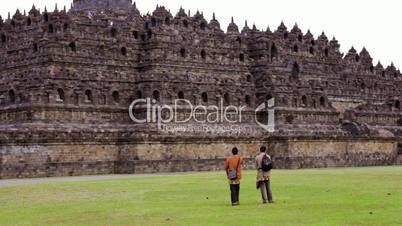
[1,0,401,69]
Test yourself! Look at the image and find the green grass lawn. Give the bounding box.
[0,167,401,226]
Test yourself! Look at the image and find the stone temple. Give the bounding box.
[0,0,401,178]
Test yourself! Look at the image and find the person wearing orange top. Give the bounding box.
[224,147,244,206]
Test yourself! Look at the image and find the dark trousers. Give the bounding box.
[229,184,240,204]
[259,180,273,202]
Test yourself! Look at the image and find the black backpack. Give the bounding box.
[261,154,273,172]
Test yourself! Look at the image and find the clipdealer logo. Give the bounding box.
[254,97,275,132]
[128,98,275,132]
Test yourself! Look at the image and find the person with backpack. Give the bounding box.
[256,146,274,204]
[224,147,244,206]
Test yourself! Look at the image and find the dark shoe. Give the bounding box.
[263,200,268,204]
[232,202,239,206]
[268,200,274,204]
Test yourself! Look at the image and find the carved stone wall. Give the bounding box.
[0,140,397,179]
[0,1,401,178]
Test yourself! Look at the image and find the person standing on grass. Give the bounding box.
[224,147,244,206]
[256,146,274,204]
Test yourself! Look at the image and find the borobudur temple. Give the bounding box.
[0,0,401,178]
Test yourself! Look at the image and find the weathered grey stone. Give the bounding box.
[0,1,401,178]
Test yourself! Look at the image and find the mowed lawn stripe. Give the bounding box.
[0,166,401,226]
